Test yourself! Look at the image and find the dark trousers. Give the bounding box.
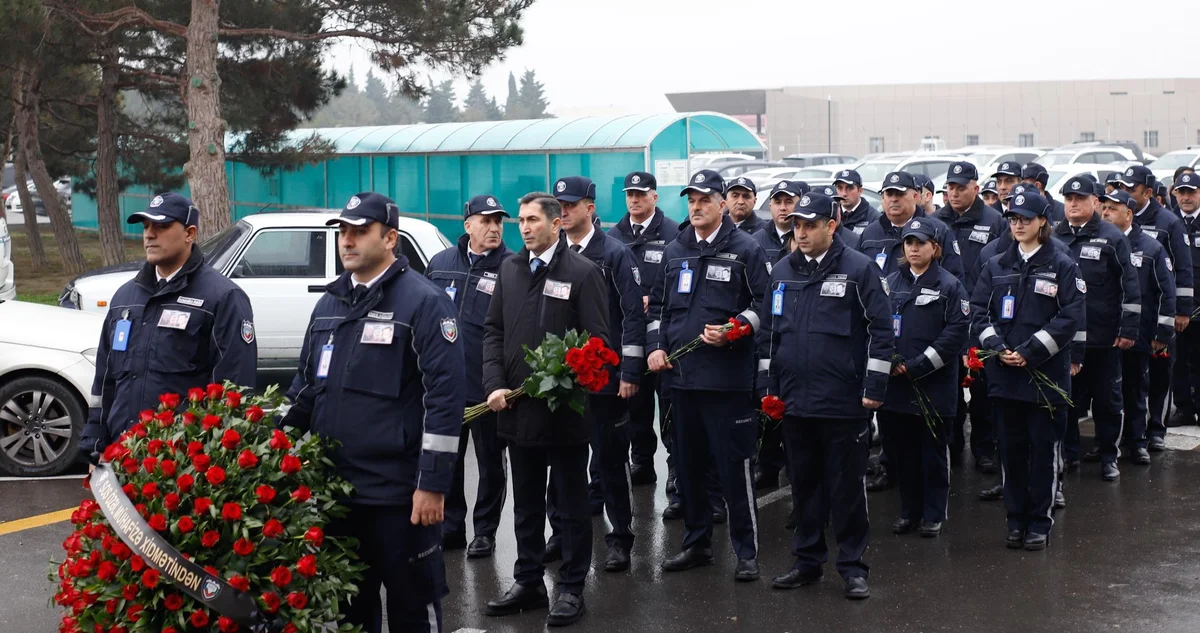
[663,395,723,510]
[510,443,592,594]
[1121,350,1151,450]
[1173,323,1200,414]
[444,410,507,541]
[994,398,1065,536]
[783,415,870,579]
[550,395,634,547]
[757,412,787,479]
[628,371,666,467]
[671,389,758,560]
[326,504,445,633]
[1148,342,1174,438]
[953,364,995,460]
[1066,347,1124,463]
[878,411,950,523]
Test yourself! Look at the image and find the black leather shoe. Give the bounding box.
[977,455,999,474]
[1053,489,1066,509]
[1133,447,1151,465]
[734,558,759,582]
[919,521,942,537]
[891,518,917,535]
[662,502,683,521]
[866,472,892,492]
[844,576,870,600]
[1083,449,1101,463]
[754,467,780,490]
[712,505,727,524]
[979,484,1003,501]
[1148,436,1167,452]
[1024,532,1049,551]
[629,463,656,486]
[544,539,562,563]
[771,568,823,589]
[467,536,494,559]
[443,532,467,550]
[1168,408,1195,427]
[1006,529,1025,549]
[1102,462,1120,481]
[547,593,585,627]
[661,547,714,572]
[604,544,630,572]
[665,468,677,494]
[1064,459,1081,473]
[486,583,549,616]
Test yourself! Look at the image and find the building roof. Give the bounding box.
[273,112,763,155]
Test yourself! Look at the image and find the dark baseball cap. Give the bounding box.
[770,180,806,199]
[1005,191,1050,219]
[1174,172,1200,190]
[1155,181,1170,198]
[326,192,400,230]
[554,176,597,202]
[992,161,1022,178]
[127,192,198,227]
[623,171,657,192]
[1102,190,1138,211]
[1003,183,1034,201]
[1021,162,1049,185]
[787,193,838,221]
[1105,171,1124,184]
[914,174,935,194]
[1061,176,1096,197]
[1117,165,1155,188]
[681,170,725,196]
[945,161,979,186]
[817,185,844,200]
[833,169,863,187]
[881,171,918,192]
[981,179,999,194]
[900,218,938,243]
[724,175,757,195]
[463,194,509,219]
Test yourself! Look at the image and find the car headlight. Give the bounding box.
[82,348,97,366]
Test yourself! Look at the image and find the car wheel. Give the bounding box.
[0,376,84,477]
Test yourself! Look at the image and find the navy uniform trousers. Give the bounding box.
[1065,348,1125,463]
[1173,325,1200,422]
[550,395,634,547]
[327,504,446,633]
[1122,350,1152,450]
[953,364,995,462]
[444,411,507,543]
[1149,342,1174,438]
[628,372,670,469]
[994,399,1066,536]
[878,412,950,524]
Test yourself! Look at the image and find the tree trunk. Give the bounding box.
[11,69,45,271]
[17,63,85,275]
[95,39,125,267]
[0,119,13,224]
[185,0,231,240]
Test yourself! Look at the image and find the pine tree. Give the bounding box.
[424,80,460,123]
[460,79,503,122]
[363,69,390,114]
[518,69,550,119]
[503,71,523,119]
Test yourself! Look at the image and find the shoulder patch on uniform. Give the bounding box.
[440,317,459,343]
[952,240,961,255]
[240,320,255,344]
[632,267,642,286]
[961,299,970,316]
[1167,258,1174,272]
[880,277,890,295]
[766,261,773,274]
[1076,278,1087,294]
[176,296,204,307]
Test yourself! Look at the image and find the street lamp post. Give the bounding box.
[827,95,832,153]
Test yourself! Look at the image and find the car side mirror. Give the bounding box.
[231,263,246,278]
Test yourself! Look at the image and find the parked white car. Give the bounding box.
[851,153,965,192]
[1148,149,1200,187]
[1044,163,1127,197]
[0,299,104,476]
[1034,145,1139,169]
[59,210,452,371]
[0,215,14,301]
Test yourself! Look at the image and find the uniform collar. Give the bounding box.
[328,257,408,300]
[566,225,596,252]
[352,266,389,289]
[135,244,205,295]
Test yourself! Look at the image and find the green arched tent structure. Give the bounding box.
[72,112,764,245]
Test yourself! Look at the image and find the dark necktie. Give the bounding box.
[804,259,818,274]
[530,258,545,274]
[633,225,644,239]
[697,240,708,250]
[349,285,368,305]
[468,253,482,268]
[570,244,582,253]
[1187,216,1195,229]
[154,278,168,293]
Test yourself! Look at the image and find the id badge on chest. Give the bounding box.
[875,252,887,270]
[112,311,132,351]
[772,284,785,316]
[892,314,902,338]
[1001,294,1016,320]
[361,321,395,345]
[316,340,334,379]
[677,262,694,294]
[157,309,191,330]
[445,282,457,301]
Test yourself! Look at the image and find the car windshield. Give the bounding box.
[199,221,252,272]
[966,152,1001,168]
[791,168,835,180]
[1149,152,1200,171]
[1036,152,1073,168]
[1044,168,1075,195]
[855,160,901,183]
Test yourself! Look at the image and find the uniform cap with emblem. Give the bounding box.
[1155,180,1170,199]
[553,176,597,202]
[1004,190,1051,219]
[1060,175,1096,198]
[913,174,935,194]
[463,194,510,220]
[1105,171,1124,184]
[1102,189,1138,211]
[1020,162,1049,185]
[771,180,808,199]
[326,192,400,229]
[1173,172,1200,191]
[680,169,725,196]
[622,171,657,192]
[833,169,863,187]
[1003,183,1033,201]
[991,162,1022,178]
[981,179,999,194]
[945,161,979,186]
[724,175,756,195]
[819,185,845,200]
[127,192,199,227]
[786,192,838,221]
[880,171,918,193]
[900,218,937,243]
[1117,164,1155,188]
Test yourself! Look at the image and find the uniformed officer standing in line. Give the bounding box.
[1169,173,1200,430]
[84,193,257,456]
[756,191,894,599]
[483,193,609,627]
[971,191,1085,550]
[1116,166,1194,437]
[914,175,938,216]
[880,220,969,538]
[1105,172,1123,195]
[726,176,763,233]
[283,193,464,633]
[1021,163,1067,225]
[935,162,1006,472]
[835,168,882,236]
[1100,190,1175,465]
[818,184,864,250]
[990,162,1023,213]
[425,194,514,559]
[544,176,645,573]
[1053,176,1140,482]
[981,179,1001,208]
[648,169,770,582]
[609,171,680,487]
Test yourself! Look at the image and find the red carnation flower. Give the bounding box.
[176,473,195,493]
[287,592,308,609]
[304,526,324,547]
[260,591,281,613]
[194,497,213,515]
[201,531,220,548]
[269,429,292,451]
[164,594,184,611]
[160,459,177,477]
[163,628,178,633]
[237,450,259,469]
[206,383,224,400]
[218,615,240,633]
[245,405,265,422]
[220,429,241,451]
[961,375,975,388]
[225,391,242,408]
[201,415,222,432]
[263,518,284,539]
[159,392,180,409]
[127,603,144,621]
[188,387,205,402]
[233,538,254,557]
[255,485,276,505]
[206,466,227,486]
[270,566,292,587]
[190,609,210,628]
[192,453,211,473]
[761,395,786,421]
[228,574,250,592]
[147,514,167,532]
[177,516,195,533]
[121,584,137,601]
[291,485,312,502]
[280,455,302,475]
[221,502,243,521]
[296,554,317,578]
[130,555,145,572]
[141,569,160,588]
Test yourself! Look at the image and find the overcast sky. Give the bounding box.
[330,0,1198,116]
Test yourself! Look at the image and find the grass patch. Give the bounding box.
[6,225,142,296]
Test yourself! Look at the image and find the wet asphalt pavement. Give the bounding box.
[4,427,1200,633]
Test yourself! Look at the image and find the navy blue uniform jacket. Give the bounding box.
[574,228,646,390]
[1052,213,1141,347]
[1136,199,1194,317]
[842,199,882,236]
[935,196,1007,294]
[1126,224,1177,353]
[283,258,464,504]
[609,208,681,297]
[858,211,965,280]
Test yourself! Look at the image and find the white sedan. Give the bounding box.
[0,299,103,476]
[59,210,451,372]
[0,215,14,301]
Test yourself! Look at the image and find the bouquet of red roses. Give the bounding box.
[651,317,753,371]
[464,330,619,423]
[51,383,365,633]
